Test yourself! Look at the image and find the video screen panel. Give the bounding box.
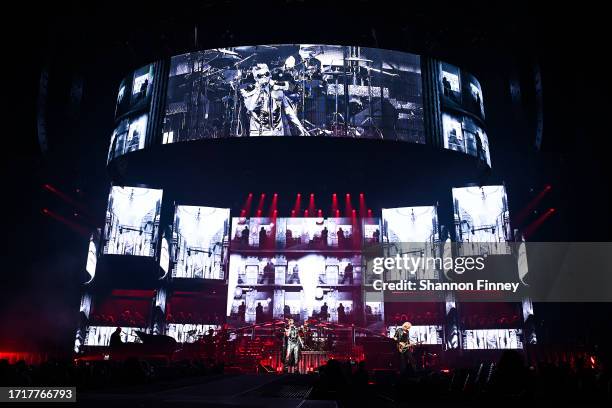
[442,112,491,167]
[107,113,148,163]
[281,217,327,249]
[103,186,163,257]
[439,61,489,167]
[231,217,276,249]
[163,44,424,142]
[115,63,155,120]
[440,63,461,103]
[226,251,362,325]
[109,63,155,162]
[79,293,92,318]
[387,325,443,345]
[159,232,170,275]
[172,206,230,279]
[85,229,100,284]
[362,218,381,245]
[463,72,485,118]
[166,324,220,343]
[382,206,439,243]
[439,61,485,120]
[381,206,440,280]
[452,186,511,255]
[461,329,523,350]
[84,326,146,346]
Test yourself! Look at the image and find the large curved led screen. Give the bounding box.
[163,45,424,142]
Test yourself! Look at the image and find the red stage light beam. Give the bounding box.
[293,193,301,216]
[241,193,254,217]
[331,193,338,215]
[514,185,552,225]
[345,193,353,217]
[269,193,278,217]
[308,193,315,217]
[359,192,366,218]
[523,208,557,238]
[43,183,93,217]
[41,208,89,236]
[256,193,266,216]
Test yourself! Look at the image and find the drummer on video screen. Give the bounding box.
[240,63,309,136]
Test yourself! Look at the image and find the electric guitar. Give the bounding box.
[397,340,424,353]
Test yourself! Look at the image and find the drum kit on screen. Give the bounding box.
[187,46,399,138]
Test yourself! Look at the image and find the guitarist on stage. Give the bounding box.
[394,321,418,374]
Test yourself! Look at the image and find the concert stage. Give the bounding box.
[11,3,611,406]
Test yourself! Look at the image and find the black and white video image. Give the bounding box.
[85,231,99,284]
[107,113,148,163]
[280,217,329,249]
[382,206,439,243]
[166,324,220,343]
[461,116,491,166]
[452,186,511,255]
[115,78,128,118]
[115,63,155,120]
[130,64,154,106]
[439,62,485,119]
[84,326,145,346]
[172,206,230,279]
[464,72,485,118]
[387,325,443,345]
[231,217,276,249]
[159,233,170,275]
[442,113,491,166]
[163,44,424,142]
[381,206,440,280]
[362,218,382,245]
[226,251,362,325]
[227,282,274,325]
[461,329,523,350]
[440,63,461,103]
[103,186,163,257]
[442,112,465,153]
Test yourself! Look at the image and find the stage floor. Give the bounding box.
[77,373,334,408]
[75,371,607,407]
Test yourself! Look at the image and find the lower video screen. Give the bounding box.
[226,253,362,325]
[172,206,230,279]
[166,324,221,343]
[452,185,511,256]
[84,326,145,346]
[386,325,444,345]
[103,186,163,257]
[461,329,523,350]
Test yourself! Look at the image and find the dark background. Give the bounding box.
[3,0,610,354]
